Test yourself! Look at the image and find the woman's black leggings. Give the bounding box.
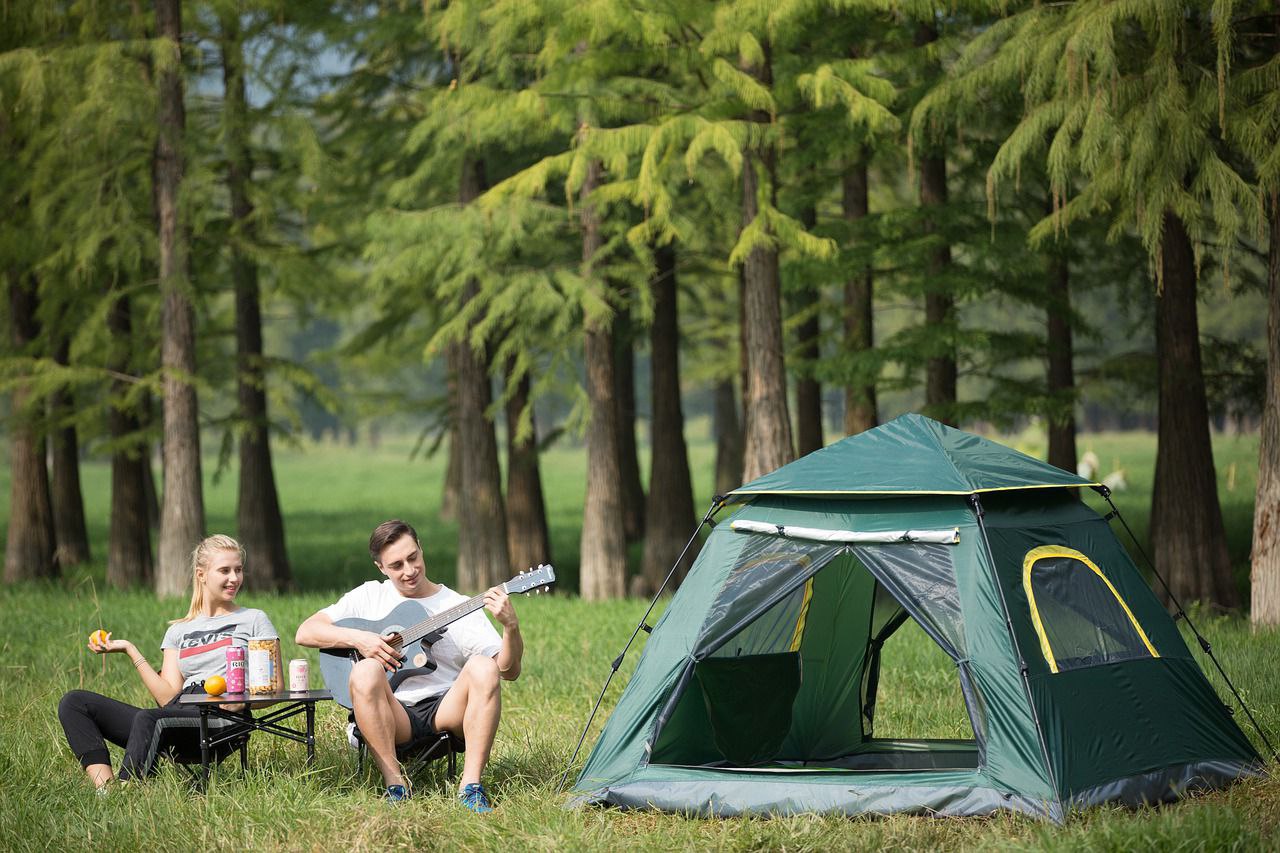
[57,689,207,781]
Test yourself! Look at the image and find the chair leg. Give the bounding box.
[239,739,248,773]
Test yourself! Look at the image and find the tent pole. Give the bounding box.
[969,493,1066,821]
[556,495,728,793]
[1096,486,1279,764]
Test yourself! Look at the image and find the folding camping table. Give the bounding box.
[177,689,332,789]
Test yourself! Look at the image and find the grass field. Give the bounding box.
[0,429,1277,850]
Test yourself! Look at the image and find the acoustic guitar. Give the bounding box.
[318,564,555,708]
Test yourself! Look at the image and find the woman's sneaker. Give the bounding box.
[384,784,411,803]
[458,782,492,813]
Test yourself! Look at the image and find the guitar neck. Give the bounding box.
[397,584,503,646]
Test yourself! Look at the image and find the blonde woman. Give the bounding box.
[58,535,278,789]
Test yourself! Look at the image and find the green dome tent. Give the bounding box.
[569,414,1263,821]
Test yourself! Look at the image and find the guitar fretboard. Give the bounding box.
[395,584,506,646]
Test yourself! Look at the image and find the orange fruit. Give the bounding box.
[89,629,109,646]
[204,675,227,696]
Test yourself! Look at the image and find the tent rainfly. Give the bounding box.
[569,414,1264,821]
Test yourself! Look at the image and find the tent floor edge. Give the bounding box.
[1062,757,1266,815]
[567,777,1059,820]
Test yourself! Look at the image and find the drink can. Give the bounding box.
[248,637,281,694]
[225,646,246,694]
[289,658,309,692]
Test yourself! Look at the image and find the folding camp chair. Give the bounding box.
[150,714,251,786]
[350,720,457,784]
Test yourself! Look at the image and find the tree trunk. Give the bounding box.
[106,292,153,587]
[440,353,462,522]
[1045,236,1078,475]
[49,335,91,566]
[140,393,160,529]
[579,161,628,600]
[504,358,551,573]
[740,158,795,481]
[453,157,509,592]
[154,0,205,597]
[1252,199,1280,626]
[916,23,957,426]
[794,206,823,457]
[842,157,877,434]
[221,12,291,590]
[713,379,744,496]
[4,272,58,583]
[738,39,793,483]
[1151,212,1237,609]
[640,244,699,595]
[613,293,646,541]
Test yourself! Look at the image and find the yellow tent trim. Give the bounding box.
[789,579,814,652]
[1022,545,1159,674]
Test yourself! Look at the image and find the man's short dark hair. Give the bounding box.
[369,519,419,564]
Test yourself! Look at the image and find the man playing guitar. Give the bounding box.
[296,519,522,810]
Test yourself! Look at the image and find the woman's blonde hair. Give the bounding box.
[171,535,246,623]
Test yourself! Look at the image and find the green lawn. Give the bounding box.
[0,429,1277,850]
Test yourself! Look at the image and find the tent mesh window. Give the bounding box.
[649,534,980,772]
[1023,546,1158,674]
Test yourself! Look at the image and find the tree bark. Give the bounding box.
[106,292,153,587]
[579,161,628,600]
[4,272,58,583]
[504,358,551,574]
[140,393,160,529]
[221,12,291,590]
[640,244,699,595]
[154,0,205,597]
[1252,199,1280,626]
[794,207,823,457]
[737,39,794,483]
[1045,239,1078,475]
[1151,212,1237,609]
[740,161,795,480]
[49,335,91,566]
[916,23,957,426]
[613,293,646,541]
[454,157,509,591]
[713,379,744,496]
[440,354,462,522]
[842,157,877,435]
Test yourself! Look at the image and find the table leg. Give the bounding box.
[198,708,211,791]
[305,701,316,764]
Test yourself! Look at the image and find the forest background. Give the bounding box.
[2,0,1279,628]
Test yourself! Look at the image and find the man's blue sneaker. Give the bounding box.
[459,782,493,813]
[385,784,411,803]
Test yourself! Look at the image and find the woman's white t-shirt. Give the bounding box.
[320,580,502,704]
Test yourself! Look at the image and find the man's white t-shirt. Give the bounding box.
[321,580,502,705]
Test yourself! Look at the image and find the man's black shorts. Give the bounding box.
[398,692,465,755]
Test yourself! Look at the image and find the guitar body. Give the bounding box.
[317,601,445,709]
[315,564,555,710]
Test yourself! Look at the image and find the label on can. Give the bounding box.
[225,646,246,694]
[248,637,281,694]
[289,658,309,692]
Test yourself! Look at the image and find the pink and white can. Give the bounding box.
[225,646,246,694]
[289,658,309,692]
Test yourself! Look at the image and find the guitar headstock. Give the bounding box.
[506,563,556,596]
